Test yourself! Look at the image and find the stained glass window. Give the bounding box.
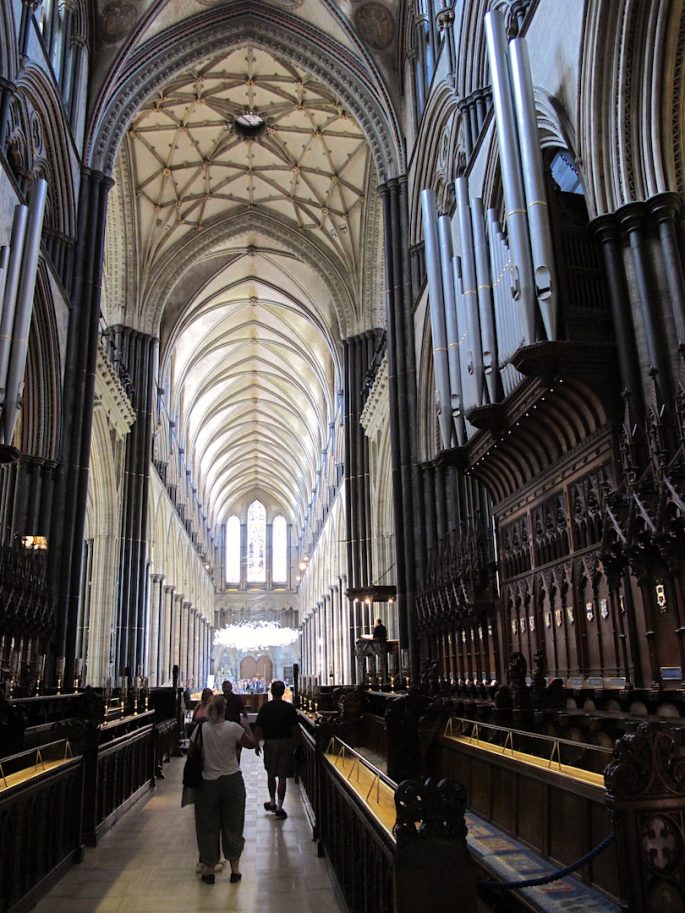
[247,500,266,583]
[272,515,287,583]
[226,515,240,583]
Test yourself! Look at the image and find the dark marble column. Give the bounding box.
[619,204,672,404]
[592,214,645,423]
[49,168,113,688]
[648,193,685,353]
[379,178,423,679]
[115,328,158,678]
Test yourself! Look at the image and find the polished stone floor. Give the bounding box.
[31,749,347,913]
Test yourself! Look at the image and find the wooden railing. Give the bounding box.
[0,742,83,913]
[1,718,157,911]
[93,724,154,840]
[298,717,477,913]
[318,739,395,913]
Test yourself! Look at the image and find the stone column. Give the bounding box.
[620,204,672,404]
[379,178,422,680]
[180,601,190,686]
[115,328,158,680]
[302,617,308,675]
[648,193,685,353]
[160,584,174,685]
[331,585,339,683]
[172,592,183,679]
[50,168,113,688]
[149,575,164,686]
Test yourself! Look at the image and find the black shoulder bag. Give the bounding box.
[183,721,205,788]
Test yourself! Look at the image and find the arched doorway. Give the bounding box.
[239,654,273,683]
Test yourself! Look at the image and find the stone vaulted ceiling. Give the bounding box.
[128,46,373,286]
[106,41,380,532]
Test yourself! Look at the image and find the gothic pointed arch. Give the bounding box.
[86,3,403,181]
[579,0,685,216]
[22,265,62,461]
[9,65,76,246]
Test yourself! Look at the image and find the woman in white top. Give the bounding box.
[189,694,256,884]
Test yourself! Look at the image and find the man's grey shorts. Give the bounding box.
[263,737,296,778]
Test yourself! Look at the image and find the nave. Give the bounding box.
[29,751,344,913]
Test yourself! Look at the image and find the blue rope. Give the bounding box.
[478,832,615,890]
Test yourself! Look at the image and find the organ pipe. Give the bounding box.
[0,245,8,294]
[0,204,29,401]
[509,36,558,341]
[455,177,484,405]
[437,214,466,445]
[484,10,536,346]
[488,209,521,397]
[470,198,499,403]
[421,188,455,449]
[1,178,48,446]
[0,247,8,326]
[452,256,477,418]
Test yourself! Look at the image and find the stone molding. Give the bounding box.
[94,339,136,440]
[360,354,389,439]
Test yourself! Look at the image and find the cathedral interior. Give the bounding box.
[1,1,685,912]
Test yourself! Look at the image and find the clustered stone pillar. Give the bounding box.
[148,574,164,686]
[343,333,375,592]
[115,328,158,681]
[379,177,423,680]
[161,584,174,686]
[50,168,113,689]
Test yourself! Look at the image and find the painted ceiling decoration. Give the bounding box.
[108,39,380,536]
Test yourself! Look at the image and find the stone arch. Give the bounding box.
[0,2,18,83]
[86,4,403,182]
[147,207,354,350]
[455,0,491,100]
[410,79,460,245]
[578,0,685,217]
[417,302,437,462]
[22,264,61,461]
[10,65,76,243]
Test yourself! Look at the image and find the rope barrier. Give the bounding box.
[478,832,615,890]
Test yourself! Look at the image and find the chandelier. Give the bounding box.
[214,621,299,651]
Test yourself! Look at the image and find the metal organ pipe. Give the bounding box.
[0,204,29,401]
[484,10,536,346]
[455,177,484,406]
[488,209,520,397]
[437,214,466,446]
[421,188,455,449]
[451,255,477,421]
[0,247,9,321]
[1,178,47,446]
[471,198,499,403]
[509,36,558,341]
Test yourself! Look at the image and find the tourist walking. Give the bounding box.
[254,680,301,819]
[189,695,256,883]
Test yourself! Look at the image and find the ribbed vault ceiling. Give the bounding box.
[111,43,378,531]
[128,45,372,287]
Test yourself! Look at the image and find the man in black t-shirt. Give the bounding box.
[222,680,246,723]
[254,680,300,819]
